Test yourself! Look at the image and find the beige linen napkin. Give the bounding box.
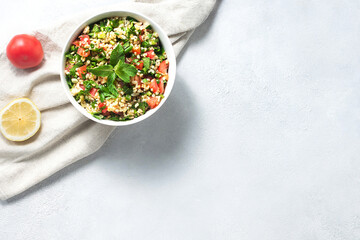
[0,0,216,200]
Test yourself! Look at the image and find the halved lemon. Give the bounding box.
[0,98,41,141]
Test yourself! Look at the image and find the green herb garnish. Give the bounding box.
[88,65,114,77]
[110,43,125,67]
[88,44,136,83]
[114,61,137,83]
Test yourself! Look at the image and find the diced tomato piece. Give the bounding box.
[98,102,105,108]
[101,107,108,114]
[158,79,164,94]
[150,79,159,93]
[77,47,90,57]
[79,35,90,46]
[146,50,155,59]
[89,88,98,97]
[158,60,168,74]
[135,61,143,70]
[147,97,159,109]
[132,47,141,55]
[98,102,109,115]
[139,35,143,42]
[77,65,87,76]
[72,40,80,47]
[80,84,85,90]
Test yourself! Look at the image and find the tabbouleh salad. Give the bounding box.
[64,16,169,121]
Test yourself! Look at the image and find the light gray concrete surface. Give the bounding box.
[1,0,360,239]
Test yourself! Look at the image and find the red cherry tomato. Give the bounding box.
[6,34,44,69]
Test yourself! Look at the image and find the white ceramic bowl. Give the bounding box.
[60,10,176,126]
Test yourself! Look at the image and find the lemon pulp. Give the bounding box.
[0,98,41,141]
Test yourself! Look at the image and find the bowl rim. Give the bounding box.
[60,10,176,126]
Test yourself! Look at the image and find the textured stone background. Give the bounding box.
[1,0,360,239]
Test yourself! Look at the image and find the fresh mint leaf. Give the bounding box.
[99,85,116,99]
[110,43,125,67]
[114,61,137,83]
[108,85,118,97]
[107,72,116,85]
[97,72,118,100]
[88,65,113,77]
[107,72,119,97]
